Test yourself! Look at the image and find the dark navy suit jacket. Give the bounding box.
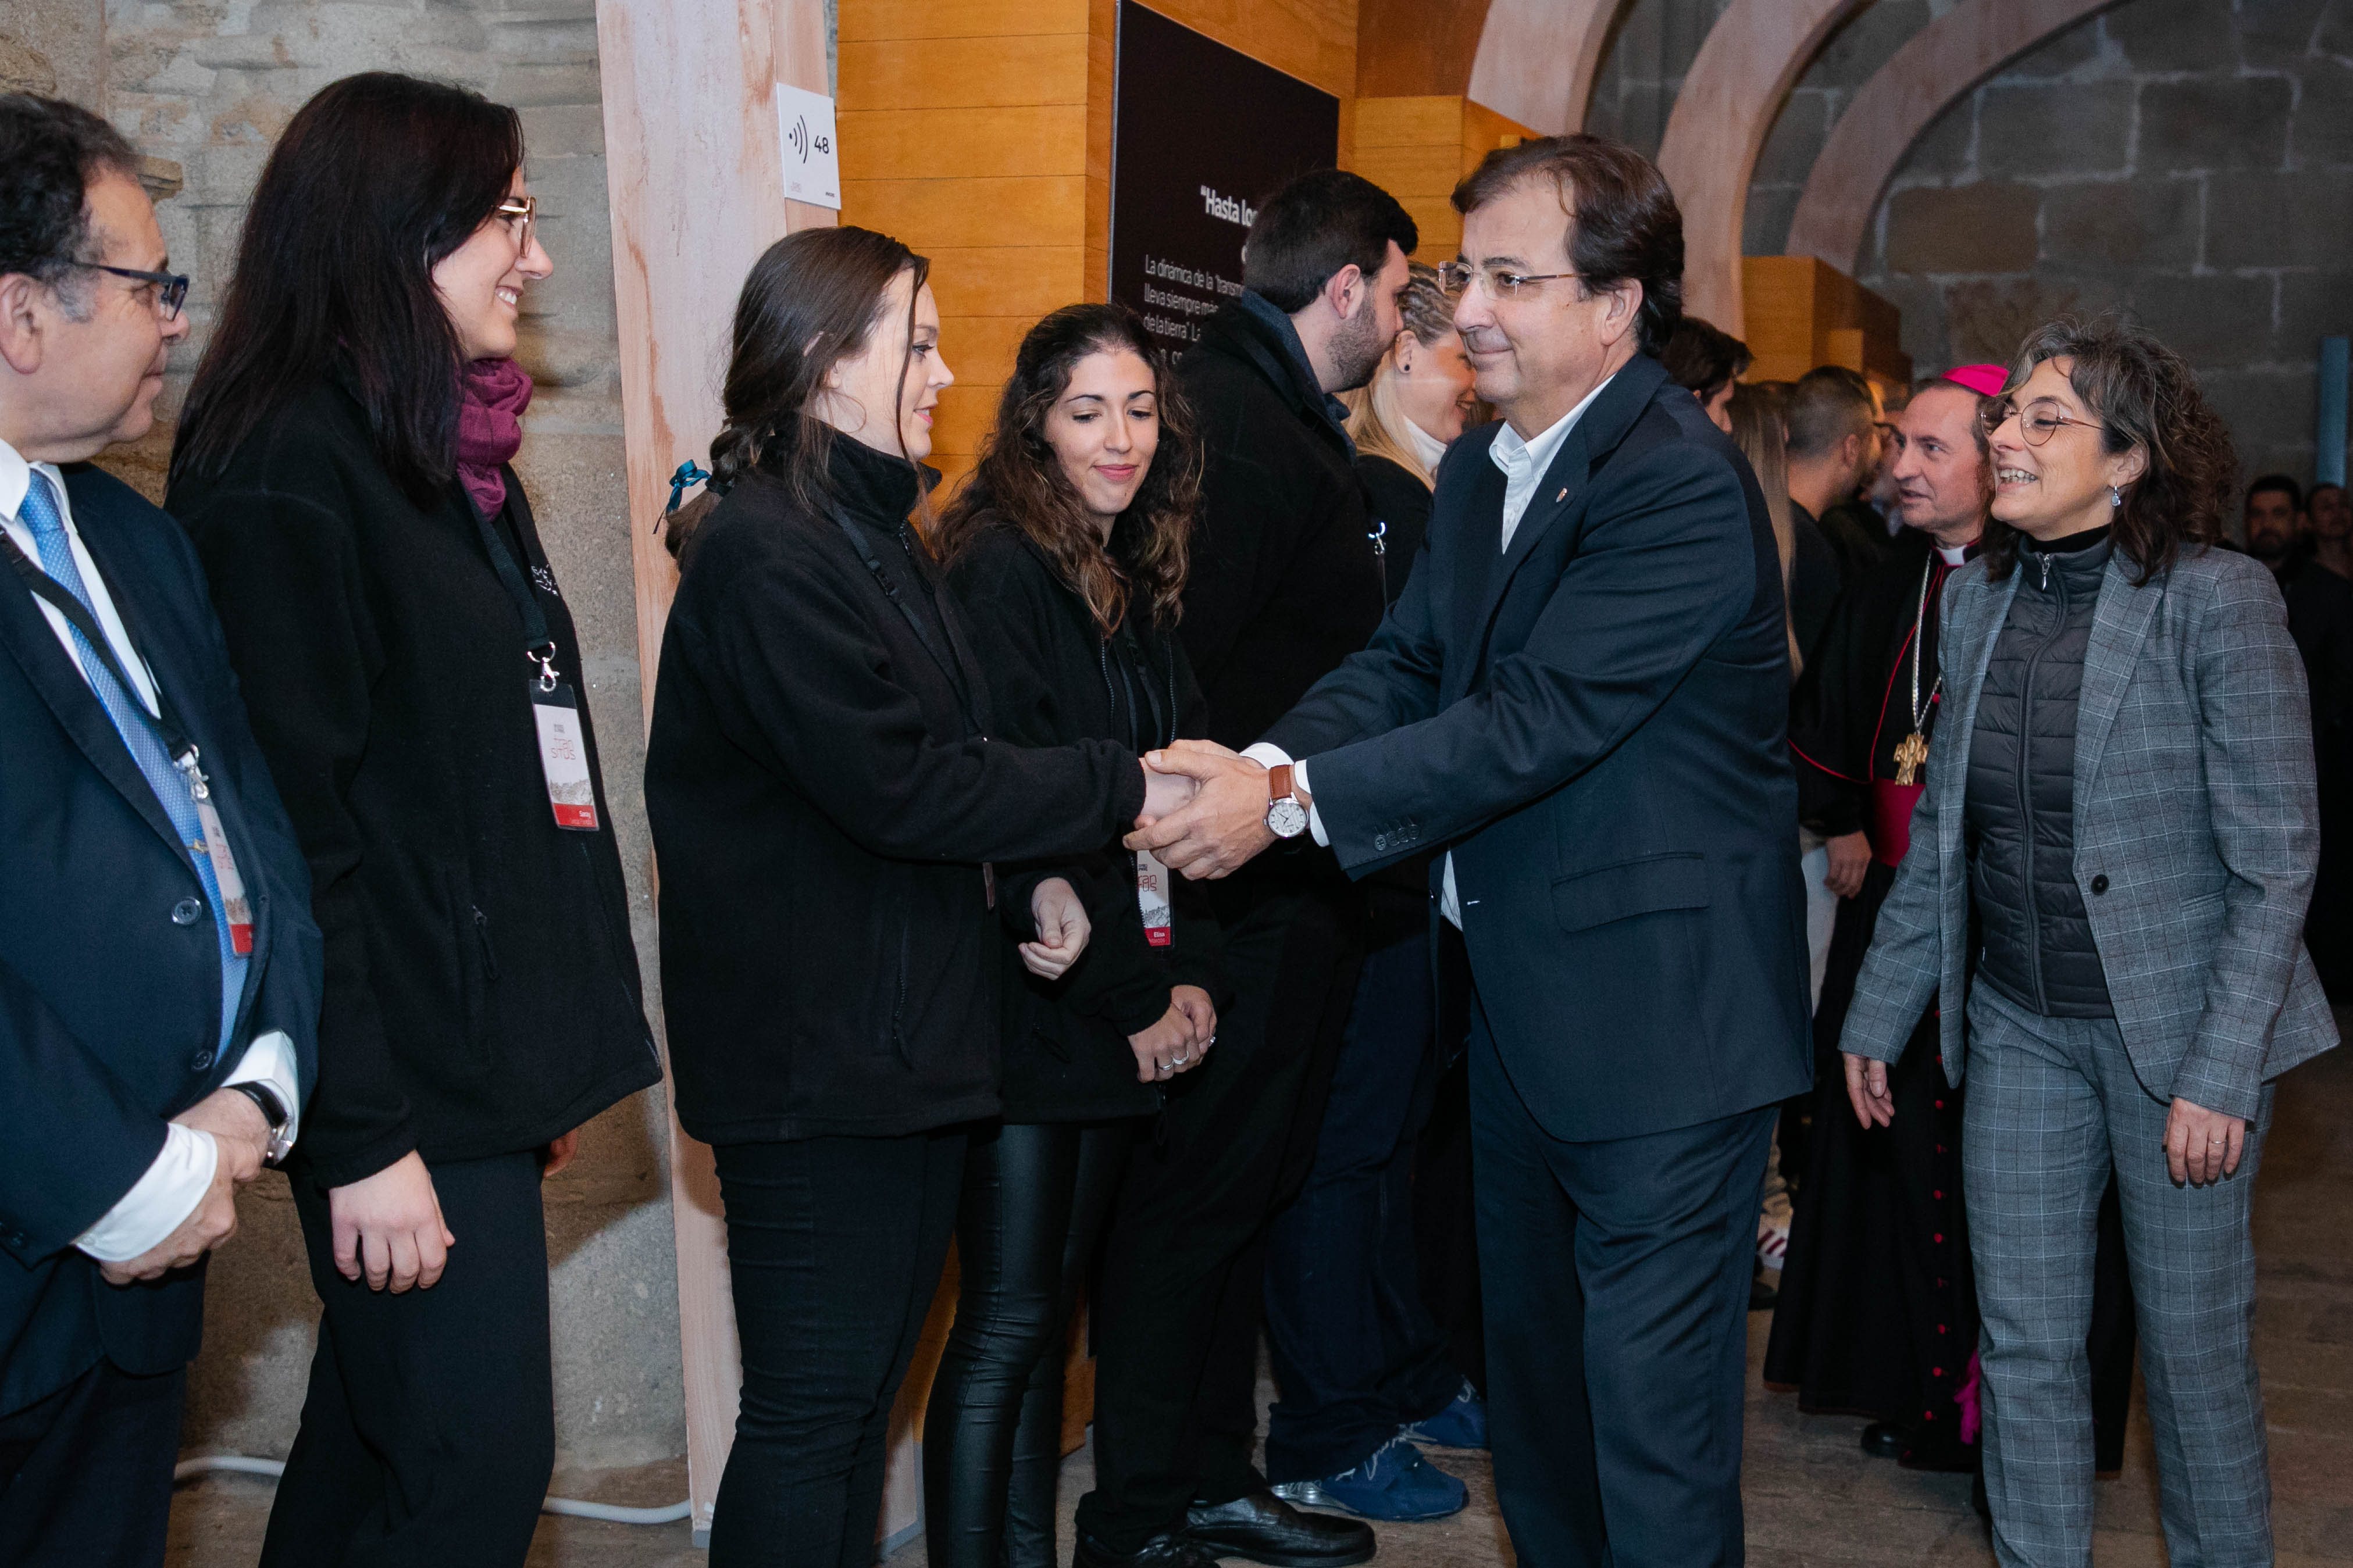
[1262,355,1812,1141]
[0,463,320,1417]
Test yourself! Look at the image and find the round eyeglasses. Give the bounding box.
[1984,397,2103,448]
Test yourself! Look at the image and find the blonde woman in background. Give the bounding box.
[1727,382,1802,675]
[1343,262,1478,597]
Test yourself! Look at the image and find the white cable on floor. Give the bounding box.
[172,1454,693,1525]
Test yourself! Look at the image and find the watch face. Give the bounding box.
[1267,798,1310,838]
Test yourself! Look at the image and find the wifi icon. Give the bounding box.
[785,115,810,162]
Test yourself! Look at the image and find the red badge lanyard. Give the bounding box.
[465,491,599,833]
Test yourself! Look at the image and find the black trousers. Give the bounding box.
[1471,1009,1776,1568]
[262,1151,555,1568]
[1078,877,1361,1551]
[1263,907,1461,1481]
[708,1128,965,1567]
[924,1120,1135,1568]
[0,1358,183,1567]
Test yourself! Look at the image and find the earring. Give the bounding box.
[2109,485,2123,508]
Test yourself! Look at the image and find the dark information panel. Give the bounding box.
[1111,2,1340,352]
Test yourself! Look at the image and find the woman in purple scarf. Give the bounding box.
[168,73,661,1566]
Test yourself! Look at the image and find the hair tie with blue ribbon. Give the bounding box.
[664,460,714,526]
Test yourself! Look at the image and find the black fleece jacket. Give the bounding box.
[944,516,1228,1123]
[646,441,1151,1143]
[167,375,659,1189]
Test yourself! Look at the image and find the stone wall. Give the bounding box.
[1855,0,2353,485]
[1,0,687,1470]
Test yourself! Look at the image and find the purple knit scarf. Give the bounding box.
[457,358,533,517]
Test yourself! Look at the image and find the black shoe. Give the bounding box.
[1970,1470,1991,1523]
[1074,1528,1224,1568]
[1183,1490,1377,1567]
[1749,1270,1779,1310]
[1860,1421,1906,1459]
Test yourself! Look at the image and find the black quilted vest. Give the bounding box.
[1965,526,2117,1017]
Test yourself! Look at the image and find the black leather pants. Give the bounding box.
[924,1119,1135,1568]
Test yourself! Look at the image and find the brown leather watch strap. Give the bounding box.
[1268,763,1294,802]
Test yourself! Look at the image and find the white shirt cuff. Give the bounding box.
[76,1125,216,1263]
[1241,743,1329,847]
[229,1030,302,1151]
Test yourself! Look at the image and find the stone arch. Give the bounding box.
[1466,0,1634,136]
[1654,0,1874,334]
[1785,0,2120,276]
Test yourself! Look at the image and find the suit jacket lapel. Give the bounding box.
[0,534,191,865]
[2072,556,2159,822]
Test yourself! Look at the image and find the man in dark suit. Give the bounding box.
[1132,135,1811,1565]
[0,94,320,1567]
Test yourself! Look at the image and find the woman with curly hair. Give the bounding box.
[1837,315,2338,1565]
[927,302,1225,1568]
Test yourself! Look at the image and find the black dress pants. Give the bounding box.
[1471,1008,1776,1568]
[708,1128,965,1567]
[0,1358,184,1568]
[1078,877,1361,1551]
[1263,906,1461,1481]
[262,1151,555,1568]
[925,1120,1135,1568]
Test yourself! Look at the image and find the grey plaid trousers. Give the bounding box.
[1965,983,2274,1568]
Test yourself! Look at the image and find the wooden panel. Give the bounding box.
[930,383,1010,455]
[1459,97,1533,170]
[1785,0,2110,276]
[1138,0,1357,101]
[942,314,1042,384]
[1656,0,1869,334]
[1741,255,1909,387]
[1356,0,1490,97]
[1466,0,1627,135]
[1354,141,1464,197]
[842,175,1090,249]
[839,105,1088,180]
[925,246,1093,318]
[593,0,836,1541]
[843,0,1088,41]
[1354,93,1463,147]
[840,34,1091,109]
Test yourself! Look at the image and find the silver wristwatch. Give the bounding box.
[1265,763,1310,840]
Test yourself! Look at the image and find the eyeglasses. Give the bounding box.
[1437,260,1582,299]
[66,262,190,320]
[1985,397,2103,448]
[494,196,537,256]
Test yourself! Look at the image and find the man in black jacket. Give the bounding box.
[1133,136,1811,1567]
[0,95,322,1568]
[1075,170,1414,1568]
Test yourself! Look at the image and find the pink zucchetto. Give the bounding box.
[1941,363,2008,398]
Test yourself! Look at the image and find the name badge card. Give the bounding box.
[1136,849,1172,948]
[190,795,255,955]
[531,683,600,831]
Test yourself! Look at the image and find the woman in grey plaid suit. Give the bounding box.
[1837,315,2338,1567]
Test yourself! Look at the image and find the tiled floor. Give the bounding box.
[168,1039,2353,1566]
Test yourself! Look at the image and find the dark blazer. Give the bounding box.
[1176,300,1387,751]
[944,516,1227,1123]
[167,377,659,1190]
[0,465,322,1418]
[646,444,1151,1144]
[1261,355,1813,1141]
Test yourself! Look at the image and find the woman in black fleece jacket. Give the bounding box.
[644,233,1186,1566]
[164,75,658,1563]
[926,303,1226,1568]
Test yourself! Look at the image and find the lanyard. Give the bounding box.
[2,529,213,793]
[464,488,562,690]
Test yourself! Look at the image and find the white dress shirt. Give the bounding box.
[2,438,301,1262]
[1403,419,1449,481]
[1245,374,1617,926]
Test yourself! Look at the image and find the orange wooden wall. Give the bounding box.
[1352,94,1534,264]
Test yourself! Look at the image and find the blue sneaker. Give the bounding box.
[1269,1435,1467,1522]
[1399,1379,1488,1450]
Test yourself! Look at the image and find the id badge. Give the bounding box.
[1135,848,1172,948]
[530,682,600,831]
[190,794,255,955]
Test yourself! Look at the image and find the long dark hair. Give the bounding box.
[1981,314,2236,585]
[170,73,522,502]
[935,303,1201,633]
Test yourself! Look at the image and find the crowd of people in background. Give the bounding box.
[1,63,2336,1568]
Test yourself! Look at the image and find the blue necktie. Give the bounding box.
[19,470,247,1059]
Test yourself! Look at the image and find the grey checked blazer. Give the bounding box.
[1841,543,2338,1120]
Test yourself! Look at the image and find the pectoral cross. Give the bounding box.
[1892,731,1929,787]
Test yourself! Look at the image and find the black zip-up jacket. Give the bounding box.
[1176,298,1386,752]
[1965,526,2117,1017]
[646,441,1150,1143]
[944,516,1228,1122]
[168,375,659,1188]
